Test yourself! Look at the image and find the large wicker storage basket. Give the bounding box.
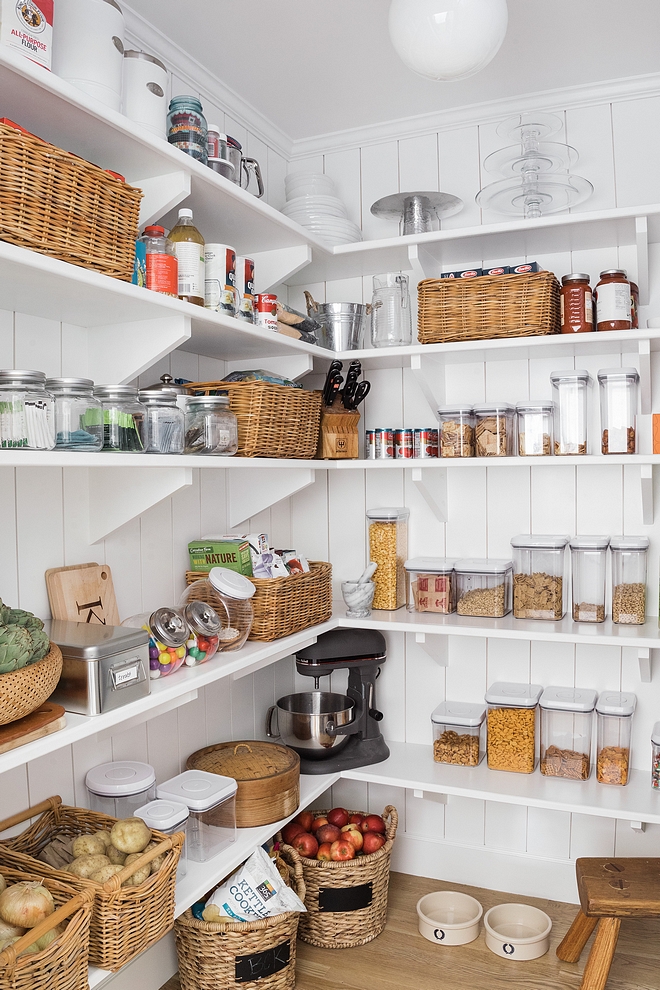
[187,380,322,458]
[0,644,62,726]
[0,796,183,971]
[0,121,142,281]
[174,845,304,990]
[417,271,561,344]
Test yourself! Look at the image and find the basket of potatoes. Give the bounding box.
[0,796,183,971]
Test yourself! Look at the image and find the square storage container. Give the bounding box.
[437,405,475,457]
[431,701,486,766]
[405,558,456,613]
[598,368,639,455]
[652,721,660,790]
[135,799,189,878]
[516,401,553,456]
[511,534,569,620]
[455,559,513,617]
[485,682,543,773]
[550,370,590,455]
[596,691,636,786]
[539,687,597,780]
[570,536,610,622]
[473,403,515,457]
[610,536,649,624]
[157,769,237,862]
[367,507,409,610]
[85,761,156,818]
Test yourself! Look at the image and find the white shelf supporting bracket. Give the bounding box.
[135,171,191,228]
[638,648,655,683]
[641,464,654,525]
[411,467,447,522]
[630,820,646,832]
[87,467,193,544]
[225,354,314,382]
[639,339,652,414]
[252,244,312,292]
[411,631,448,666]
[408,244,437,284]
[228,468,316,528]
[87,315,191,385]
[635,216,649,306]
[412,788,447,803]
[410,353,445,414]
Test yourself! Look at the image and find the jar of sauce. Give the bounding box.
[560,273,593,334]
[630,281,639,329]
[595,269,631,331]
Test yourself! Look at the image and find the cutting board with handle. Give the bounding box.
[45,562,120,625]
[0,702,66,754]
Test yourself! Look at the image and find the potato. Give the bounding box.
[106,845,126,866]
[93,830,113,849]
[90,866,124,884]
[72,834,106,858]
[67,854,111,878]
[110,819,151,855]
[122,853,150,887]
[144,841,166,875]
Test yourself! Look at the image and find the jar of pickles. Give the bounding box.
[139,389,184,454]
[437,405,474,457]
[367,507,409,609]
[95,385,146,452]
[516,401,553,456]
[596,691,636,785]
[184,395,238,455]
[550,369,590,455]
[473,403,514,456]
[46,377,103,451]
[182,600,223,666]
[0,370,55,450]
[122,608,189,678]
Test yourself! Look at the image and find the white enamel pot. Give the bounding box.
[416,891,483,945]
[483,903,552,960]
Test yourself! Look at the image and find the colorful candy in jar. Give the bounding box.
[182,600,223,666]
[142,607,189,678]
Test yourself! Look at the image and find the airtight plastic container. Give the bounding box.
[454,559,513,617]
[550,370,590,455]
[431,701,486,766]
[135,799,189,878]
[516,401,553,456]
[405,558,456,614]
[610,536,649,625]
[157,770,237,863]
[570,536,609,622]
[367,507,409,610]
[511,535,569,620]
[596,691,636,786]
[485,682,543,774]
[598,367,639,455]
[539,687,597,780]
[86,761,156,818]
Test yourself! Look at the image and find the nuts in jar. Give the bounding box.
[485,682,542,774]
[367,507,409,610]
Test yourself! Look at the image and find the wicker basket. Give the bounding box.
[185,561,333,642]
[174,845,304,990]
[187,380,322,458]
[0,796,183,971]
[294,806,398,949]
[417,271,561,344]
[0,121,142,281]
[0,644,62,726]
[0,865,93,990]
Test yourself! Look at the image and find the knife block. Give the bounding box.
[318,399,360,459]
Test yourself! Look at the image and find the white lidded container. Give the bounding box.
[539,686,597,780]
[431,701,486,766]
[596,691,636,786]
[53,0,125,110]
[122,50,168,138]
[485,682,543,774]
[86,761,156,818]
[405,557,456,614]
[511,534,569,621]
[570,536,610,623]
[135,799,189,878]
[157,769,237,862]
[484,903,552,960]
[454,558,513,617]
[416,891,483,945]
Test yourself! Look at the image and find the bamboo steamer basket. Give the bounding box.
[186,741,300,827]
[0,644,62,726]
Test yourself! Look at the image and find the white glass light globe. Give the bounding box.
[389,0,509,81]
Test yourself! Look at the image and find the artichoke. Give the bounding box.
[6,608,44,633]
[0,625,33,673]
[0,600,10,626]
[26,627,50,664]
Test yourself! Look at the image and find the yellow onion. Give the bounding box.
[0,882,54,929]
[35,924,62,951]
[0,919,24,940]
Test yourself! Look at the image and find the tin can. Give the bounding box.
[414,428,438,458]
[375,428,395,459]
[366,430,377,459]
[395,428,414,459]
[236,256,255,323]
[204,244,237,315]
[255,293,278,332]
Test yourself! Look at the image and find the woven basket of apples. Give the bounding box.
[279,805,397,948]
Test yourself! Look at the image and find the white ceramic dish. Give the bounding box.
[285,172,336,198]
[416,891,483,946]
[483,903,552,960]
[282,195,348,217]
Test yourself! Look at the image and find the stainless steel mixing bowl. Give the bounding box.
[266,691,355,759]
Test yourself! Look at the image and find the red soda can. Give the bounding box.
[395,428,413,458]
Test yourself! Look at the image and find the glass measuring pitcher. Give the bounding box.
[370,273,413,347]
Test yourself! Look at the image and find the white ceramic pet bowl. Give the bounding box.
[483,903,552,960]
[416,891,483,945]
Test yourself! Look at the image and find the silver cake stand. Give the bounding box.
[371,191,463,235]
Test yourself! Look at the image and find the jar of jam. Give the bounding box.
[560,273,593,334]
[595,270,631,331]
[630,281,639,329]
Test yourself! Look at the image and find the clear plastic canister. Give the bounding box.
[454,559,513,617]
[596,691,636,785]
[516,401,553,456]
[184,395,238,455]
[473,403,515,456]
[46,378,103,451]
[179,567,255,651]
[511,535,569,620]
[405,558,456,613]
[86,761,156,818]
[431,701,485,766]
[367,507,409,610]
[138,389,184,454]
[540,687,597,780]
[550,370,590,455]
[570,536,610,622]
[437,405,475,457]
[598,367,639,455]
[94,385,147,452]
[652,721,660,790]
[121,608,189,678]
[610,536,649,624]
[156,770,237,863]
[0,370,55,450]
[135,799,189,879]
[485,682,543,773]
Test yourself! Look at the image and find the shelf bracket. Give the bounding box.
[252,244,312,292]
[225,354,314,382]
[412,788,446,803]
[228,468,315,527]
[641,464,654,525]
[411,632,448,666]
[411,467,447,522]
[639,339,652,415]
[86,467,193,544]
[630,820,646,832]
[635,216,649,306]
[638,648,655,683]
[135,171,191,228]
[410,353,445,413]
[408,244,437,283]
[87,315,191,385]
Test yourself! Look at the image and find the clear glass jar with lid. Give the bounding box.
[181,600,224,665]
[139,389,184,454]
[431,701,486,766]
[610,535,649,624]
[598,367,639,455]
[46,378,103,451]
[179,567,255,652]
[550,369,591,455]
[366,507,409,610]
[0,370,55,450]
[473,403,514,456]
[85,760,156,818]
[511,535,569,620]
[184,394,238,455]
[95,385,146,452]
[570,536,610,622]
[167,95,208,163]
[135,799,189,879]
[539,686,597,780]
[121,607,190,678]
[595,269,631,331]
[405,558,456,613]
[437,405,474,457]
[485,682,543,774]
[596,691,636,785]
[516,401,553,456]
[454,559,513,617]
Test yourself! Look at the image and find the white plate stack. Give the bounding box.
[282,172,362,246]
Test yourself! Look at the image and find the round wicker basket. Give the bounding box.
[0,643,62,726]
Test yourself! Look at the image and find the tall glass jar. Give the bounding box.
[367,507,409,610]
[139,389,184,454]
[540,687,596,780]
[511,534,569,620]
[595,269,631,331]
[598,368,639,455]
[179,567,255,652]
[0,370,55,450]
[596,691,636,785]
[560,273,593,334]
[570,536,609,622]
[184,395,238,455]
[167,95,208,163]
[610,536,649,624]
[46,378,103,451]
[94,385,146,452]
[516,401,553,456]
[473,403,514,456]
[550,369,591,455]
[437,405,474,457]
[370,273,412,348]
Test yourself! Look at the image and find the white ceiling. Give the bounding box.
[127,0,660,140]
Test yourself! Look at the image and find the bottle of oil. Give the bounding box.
[168,208,205,306]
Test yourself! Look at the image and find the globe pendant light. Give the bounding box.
[388,0,508,81]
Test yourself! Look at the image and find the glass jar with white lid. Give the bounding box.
[485,682,543,774]
[539,686,597,780]
[598,367,639,455]
[550,369,591,455]
[570,536,610,622]
[156,769,237,863]
[179,567,255,652]
[454,559,513,617]
[135,799,189,878]
[0,370,55,450]
[85,760,156,818]
[610,536,649,624]
[431,701,486,766]
[46,378,103,451]
[596,691,636,786]
[511,534,569,620]
[405,558,456,613]
[516,401,553,456]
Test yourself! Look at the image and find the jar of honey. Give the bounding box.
[595,270,631,331]
[560,273,593,333]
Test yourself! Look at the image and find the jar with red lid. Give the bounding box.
[138,225,178,297]
[594,270,631,331]
[560,273,593,334]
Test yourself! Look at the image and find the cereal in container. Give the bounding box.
[367,507,409,610]
[596,691,636,785]
[431,701,486,766]
[437,405,474,457]
[598,367,639,455]
[405,558,456,614]
[539,687,597,780]
[454,559,513,617]
[610,536,648,624]
[485,682,543,774]
[511,534,569,620]
[473,403,514,457]
[516,401,553,456]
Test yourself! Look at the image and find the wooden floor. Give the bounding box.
[162,871,660,990]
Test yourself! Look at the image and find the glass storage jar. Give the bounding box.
[550,369,590,455]
[370,273,413,348]
[485,682,543,774]
[179,567,255,651]
[652,721,660,790]
[560,273,593,334]
[135,799,188,879]
[610,535,649,624]
[598,368,639,455]
[0,370,55,450]
[454,559,513,617]
[570,536,610,622]
[139,389,184,454]
[539,687,597,780]
[85,761,156,818]
[516,401,553,456]
[431,701,486,766]
[367,507,409,610]
[596,691,636,785]
[437,405,474,457]
[595,269,631,331]
[121,607,189,678]
[473,403,515,456]
[182,600,223,665]
[95,385,146,452]
[167,95,208,163]
[405,558,456,614]
[46,377,103,451]
[157,770,237,863]
[511,534,569,620]
[184,395,238,455]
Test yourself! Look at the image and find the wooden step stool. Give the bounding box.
[556,857,660,990]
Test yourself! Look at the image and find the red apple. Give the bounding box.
[327,807,349,829]
[311,816,328,832]
[316,842,333,861]
[348,814,363,826]
[362,831,386,855]
[330,838,355,861]
[341,826,363,851]
[293,831,319,859]
[282,821,305,844]
[359,814,386,835]
[295,810,314,832]
[315,823,341,845]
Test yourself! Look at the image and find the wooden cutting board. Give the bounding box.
[0,703,66,754]
[45,562,120,625]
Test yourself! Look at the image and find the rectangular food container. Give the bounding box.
[136,799,189,878]
[596,691,636,786]
[431,701,486,766]
[516,401,553,456]
[550,369,591,455]
[473,403,515,456]
[610,536,649,624]
[157,769,237,862]
[405,558,456,613]
[511,534,569,620]
[454,559,513,617]
[570,536,609,622]
[539,687,597,780]
[485,682,543,773]
[367,507,409,610]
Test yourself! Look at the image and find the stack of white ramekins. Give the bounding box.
[282,172,362,246]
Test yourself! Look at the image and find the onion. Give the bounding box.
[0,882,54,929]
[0,919,24,940]
[0,874,5,896]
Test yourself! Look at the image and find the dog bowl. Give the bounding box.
[483,903,552,960]
[416,891,483,945]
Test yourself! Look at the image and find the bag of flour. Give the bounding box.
[202,846,306,922]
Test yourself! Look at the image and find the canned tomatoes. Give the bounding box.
[374,428,394,459]
[395,428,413,458]
[414,428,438,458]
[255,293,278,332]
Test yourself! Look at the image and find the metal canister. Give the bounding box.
[255,293,278,332]
[366,430,377,459]
[236,257,255,323]
[375,428,395,459]
[395,428,413,459]
[414,428,438,458]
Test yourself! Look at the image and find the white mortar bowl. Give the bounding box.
[484,903,552,960]
[416,891,483,945]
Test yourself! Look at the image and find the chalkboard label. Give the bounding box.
[235,940,290,982]
[318,882,373,912]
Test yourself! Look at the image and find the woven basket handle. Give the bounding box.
[0,889,91,968]
[382,805,398,842]
[278,842,306,903]
[233,743,253,755]
[0,795,61,834]
[101,832,183,892]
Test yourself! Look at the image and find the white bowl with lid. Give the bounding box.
[86,761,156,818]
[416,890,483,945]
[484,903,552,959]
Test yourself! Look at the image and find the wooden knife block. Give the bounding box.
[318,399,361,459]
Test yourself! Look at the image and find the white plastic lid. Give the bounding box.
[209,566,256,600]
[550,369,591,384]
[597,367,640,383]
[540,686,597,713]
[609,536,650,552]
[135,799,189,831]
[473,403,514,414]
[485,682,543,707]
[156,770,237,811]
[511,534,569,550]
[569,536,610,551]
[596,691,637,717]
[652,721,660,746]
[366,507,410,521]
[437,405,473,417]
[454,558,513,575]
[516,400,553,413]
[405,557,456,573]
[86,761,156,797]
[178,208,193,219]
[431,701,486,727]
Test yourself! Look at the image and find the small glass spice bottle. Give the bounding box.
[560,273,593,333]
[595,269,632,331]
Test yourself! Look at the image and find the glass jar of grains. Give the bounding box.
[437,405,474,457]
[485,682,543,773]
[473,403,514,456]
[184,395,238,455]
[431,701,486,766]
[596,691,636,786]
[454,559,513,617]
[516,401,553,456]
[46,377,103,451]
[511,534,569,620]
[609,536,648,624]
[367,507,409,610]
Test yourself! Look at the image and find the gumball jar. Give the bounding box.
[182,600,224,666]
[122,607,189,678]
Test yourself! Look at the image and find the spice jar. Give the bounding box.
[46,378,103,451]
[610,536,649,624]
[0,370,55,450]
[405,558,455,613]
[121,608,189,678]
[511,534,568,620]
[473,403,514,457]
[179,567,255,651]
[570,536,609,622]
[652,722,660,790]
[539,687,597,780]
[86,761,156,818]
[181,600,223,665]
[431,701,486,766]
[516,401,553,456]
[560,274,593,334]
[184,395,238,455]
[550,369,591,455]
[595,269,632,331]
[167,95,208,163]
[596,691,636,785]
[598,368,639,454]
[367,507,409,610]
[139,389,184,454]
[95,385,146,452]
[485,682,543,774]
[437,405,474,457]
[454,559,513,617]
[138,225,178,297]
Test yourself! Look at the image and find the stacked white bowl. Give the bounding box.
[282,172,362,246]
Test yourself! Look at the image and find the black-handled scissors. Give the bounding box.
[342,361,362,409]
[351,380,371,409]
